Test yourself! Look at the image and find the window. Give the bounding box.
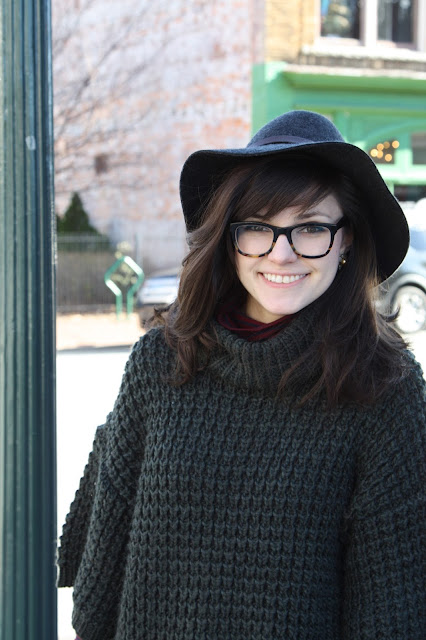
[394,184,426,202]
[368,139,400,164]
[378,0,413,42]
[94,154,109,175]
[319,0,424,49]
[412,132,426,164]
[369,133,426,166]
[321,0,360,39]
[321,1,360,39]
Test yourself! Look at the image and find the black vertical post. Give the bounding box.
[0,0,57,638]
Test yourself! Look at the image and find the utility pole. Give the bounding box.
[0,0,57,638]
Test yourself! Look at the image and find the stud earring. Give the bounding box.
[338,254,347,271]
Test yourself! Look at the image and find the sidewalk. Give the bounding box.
[57,311,144,351]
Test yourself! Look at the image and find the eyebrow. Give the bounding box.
[294,210,334,221]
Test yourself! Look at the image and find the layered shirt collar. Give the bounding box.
[215,302,294,342]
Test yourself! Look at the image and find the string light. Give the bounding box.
[369,140,399,164]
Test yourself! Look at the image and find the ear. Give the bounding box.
[341,227,353,253]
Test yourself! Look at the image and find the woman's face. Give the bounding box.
[234,193,352,323]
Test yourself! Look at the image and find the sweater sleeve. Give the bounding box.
[57,423,107,588]
[342,362,426,639]
[57,337,149,640]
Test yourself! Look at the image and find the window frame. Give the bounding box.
[317,0,425,52]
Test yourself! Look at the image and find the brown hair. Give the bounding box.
[157,154,409,407]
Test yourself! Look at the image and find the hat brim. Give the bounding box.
[180,140,409,282]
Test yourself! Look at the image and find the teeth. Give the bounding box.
[263,273,306,284]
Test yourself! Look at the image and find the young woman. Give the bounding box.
[58,110,425,639]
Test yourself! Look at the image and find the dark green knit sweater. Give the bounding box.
[58,310,426,640]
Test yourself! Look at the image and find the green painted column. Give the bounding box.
[0,0,57,638]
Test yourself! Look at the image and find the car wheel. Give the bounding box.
[392,285,426,334]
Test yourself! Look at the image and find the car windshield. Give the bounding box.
[410,229,426,251]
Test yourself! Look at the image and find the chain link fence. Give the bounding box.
[57,234,120,312]
[57,233,186,312]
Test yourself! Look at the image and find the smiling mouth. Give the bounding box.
[262,273,308,284]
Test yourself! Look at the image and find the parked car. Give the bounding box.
[377,227,426,334]
[136,267,180,327]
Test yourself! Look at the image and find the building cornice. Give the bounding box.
[299,43,426,74]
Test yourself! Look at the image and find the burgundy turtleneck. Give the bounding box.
[215,302,294,342]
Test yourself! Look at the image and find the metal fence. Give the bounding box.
[57,234,119,311]
[57,232,187,312]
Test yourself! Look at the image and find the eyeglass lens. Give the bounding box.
[235,224,333,257]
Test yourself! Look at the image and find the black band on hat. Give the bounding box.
[249,135,314,147]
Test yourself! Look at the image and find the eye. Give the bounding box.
[243,224,270,233]
[298,224,328,234]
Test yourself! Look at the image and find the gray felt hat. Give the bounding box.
[179,109,409,281]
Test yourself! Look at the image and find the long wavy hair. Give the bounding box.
[157,154,409,407]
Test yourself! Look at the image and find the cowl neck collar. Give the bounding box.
[206,302,322,399]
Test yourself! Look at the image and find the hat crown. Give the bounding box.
[249,110,344,147]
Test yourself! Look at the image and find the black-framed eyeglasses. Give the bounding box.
[230,218,347,259]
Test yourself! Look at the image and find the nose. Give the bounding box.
[267,234,298,264]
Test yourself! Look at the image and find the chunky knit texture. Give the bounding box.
[58,309,426,640]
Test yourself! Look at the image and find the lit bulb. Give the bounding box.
[385,154,392,162]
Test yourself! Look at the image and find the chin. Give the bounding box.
[261,307,297,321]
[266,301,305,317]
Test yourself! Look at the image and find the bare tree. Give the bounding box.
[52,0,205,205]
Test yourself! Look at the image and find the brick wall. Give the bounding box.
[53,0,254,272]
[264,0,316,62]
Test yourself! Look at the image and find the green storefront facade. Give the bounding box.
[253,62,426,213]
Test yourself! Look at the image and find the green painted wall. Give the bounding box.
[252,63,426,194]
